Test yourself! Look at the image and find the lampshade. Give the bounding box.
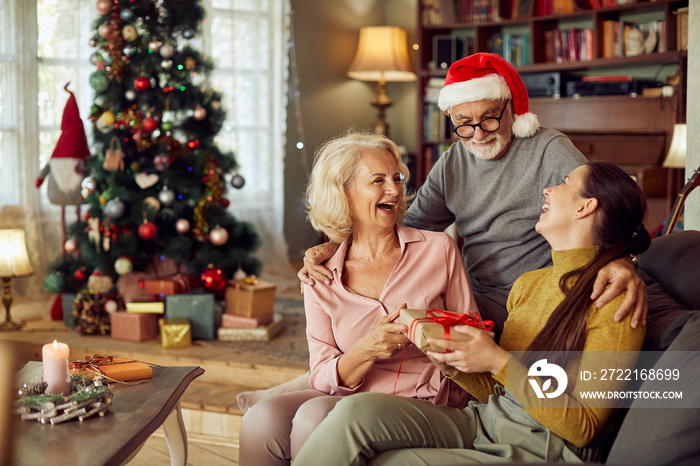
[663,123,687,168]
[0,230,34,278]
[347,26,416,83]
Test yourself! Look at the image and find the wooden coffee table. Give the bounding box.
[15,362,204,466]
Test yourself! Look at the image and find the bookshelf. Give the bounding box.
[416,0,689,190]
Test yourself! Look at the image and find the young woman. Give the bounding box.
[239,132,480,466]
[293,161,651,465]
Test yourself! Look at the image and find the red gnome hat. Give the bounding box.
[36,83,91,189]
[437,53,540,138]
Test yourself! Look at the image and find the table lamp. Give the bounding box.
[0,229,34,331]
[347,26,416,136]
[662,123,687,169]
[661,123,688,235]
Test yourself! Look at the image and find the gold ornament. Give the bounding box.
[185,56,196,70]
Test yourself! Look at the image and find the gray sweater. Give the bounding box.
[404,127,587,299]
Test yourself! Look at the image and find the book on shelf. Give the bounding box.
[582,75,633,82]
[657,20,666,53]
[676,7,688,50]
[487,32,530,67]
[439,0,457,24]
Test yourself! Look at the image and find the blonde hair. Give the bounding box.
[306,131,413,243]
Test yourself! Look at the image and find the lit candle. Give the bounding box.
[42,340,71,396]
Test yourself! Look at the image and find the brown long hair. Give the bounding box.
[525,162,651,362]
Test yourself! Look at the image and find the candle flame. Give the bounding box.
[53,340,58,350]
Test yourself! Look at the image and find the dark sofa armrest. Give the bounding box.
[638,230,700,310]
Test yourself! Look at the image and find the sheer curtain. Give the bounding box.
[0,0,294,301]
[203,0,297,288]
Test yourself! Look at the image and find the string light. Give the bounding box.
[287,10,310,177]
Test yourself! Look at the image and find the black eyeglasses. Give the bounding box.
[450,100,509,139]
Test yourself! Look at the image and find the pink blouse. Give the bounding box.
[303,225,479,408]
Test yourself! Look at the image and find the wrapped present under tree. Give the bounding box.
[225,275,276,317]
[159,318,192,349]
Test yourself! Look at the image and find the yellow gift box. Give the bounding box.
[398,309,494,353]
[158,318,192,349]
[225,276,276,317]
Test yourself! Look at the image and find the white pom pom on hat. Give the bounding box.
[438,53,540,138]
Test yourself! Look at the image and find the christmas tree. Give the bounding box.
[45,0,260,295]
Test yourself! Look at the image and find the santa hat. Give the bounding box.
[52,84,91,160]
[36,84,91,188]
[438,53,540,138]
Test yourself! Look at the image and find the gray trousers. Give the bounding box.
[292,389,584,466]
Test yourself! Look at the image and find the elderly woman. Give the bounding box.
[293,162,651,465]
[239,132,480,465]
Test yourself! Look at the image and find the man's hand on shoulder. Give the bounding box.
[591,257,647,328]
[298,242,340,290]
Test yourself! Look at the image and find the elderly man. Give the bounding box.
[302,52,645,336]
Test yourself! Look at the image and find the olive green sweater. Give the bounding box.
[451,247,645,447]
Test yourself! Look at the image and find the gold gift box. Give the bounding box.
[398,309,493,353]
[224,277,276,317]
[126,302,165,314]
[158,318,192,349]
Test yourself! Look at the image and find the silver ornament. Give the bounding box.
[104,198,125,219]
[158,187,175,206]
[159,43,174,58]
[231,174,245,189]
[114,257,133,276]
[80,176,97,198]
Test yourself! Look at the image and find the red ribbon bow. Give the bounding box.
[393,309,494,395]
[408,309,494,348]
[69,354,114,370]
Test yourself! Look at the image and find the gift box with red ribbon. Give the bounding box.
[69,355,153,382]
[398,308,494,353]
[139,273,201,296]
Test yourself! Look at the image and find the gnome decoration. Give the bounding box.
[36,83,91,260]
[36,83,91,205]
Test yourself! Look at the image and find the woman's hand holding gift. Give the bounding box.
[426,325,508,375]
[353,305,408,361]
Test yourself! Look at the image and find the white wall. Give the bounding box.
[284,0,417,261]
[685,4,699,231]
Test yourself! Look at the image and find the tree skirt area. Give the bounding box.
[199,297,309,365]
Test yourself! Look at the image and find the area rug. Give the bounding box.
[199,297,309,365]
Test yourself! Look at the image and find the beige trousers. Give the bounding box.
[239,389,343,466]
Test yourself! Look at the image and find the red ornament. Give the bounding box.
[187,140,200,150]
[142,116,158,133]
[138,221,158,240]
[134,76,150,91]
[74,269,87,282]
[200,267,226,297]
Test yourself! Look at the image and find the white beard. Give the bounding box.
[463,133,510,161]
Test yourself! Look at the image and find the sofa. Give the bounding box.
[604,230,700,466]
[368,231,700,465]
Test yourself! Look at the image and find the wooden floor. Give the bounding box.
[130,432,239,465]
